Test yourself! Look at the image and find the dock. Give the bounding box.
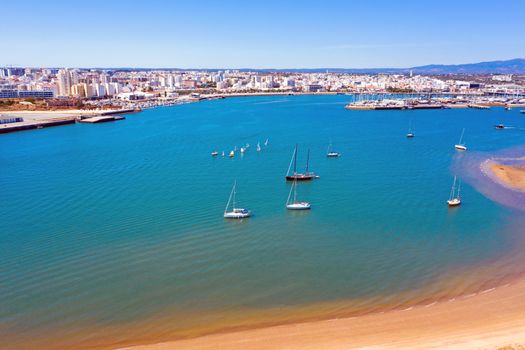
[77,115,125,123]
[468,104,491,110]
[0,117,76,134]
[0,108,135,134]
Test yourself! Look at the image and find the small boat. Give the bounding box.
[211,151,219,156]
[495,124,505,129]
[286,178,311,210]
[264,138,269,146]
[505,106,511,111]
[406,120,415,138]
[285,145,315,181]
[256,142,261,152]
[221,151,225,157]
[447,176,461,207]
[326,140,340,157]
[224,181,251,219]
[240,147,246,154]
[229,150,235,157]
[454,128,467,151]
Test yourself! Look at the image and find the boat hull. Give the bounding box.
[286,202,311,210]
[454,145,467,151]
[224,210,251,219]
[447,199,461,207]
[286,174,314,181]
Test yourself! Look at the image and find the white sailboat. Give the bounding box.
[224,181,251,219]
[326,139,340,157]
[286,178,311,210]
[455,128,467,151]
[256,141,261,152]
[229,150,235,157]
[264,138,269,146]
[447,176,461,207]
[406,120,415,138]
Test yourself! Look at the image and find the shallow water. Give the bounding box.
[1,95,525,349]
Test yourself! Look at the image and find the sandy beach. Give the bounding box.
[490,162,525,191]
[118,277,525,350]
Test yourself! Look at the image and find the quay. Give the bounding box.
[0,108,136,134]
[468,104,491,109]
[0,118,75,134]
[77,115,125,123]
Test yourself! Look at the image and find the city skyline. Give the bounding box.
[3,0,525,68]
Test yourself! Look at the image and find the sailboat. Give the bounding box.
[264,138,269,146]
[326,139,340,157]
[455,129,467,151]
[286,178,311,210]
[211,151,219,156]
[256,142,261,152]
[447,176,461,207]
[240,147,246,154]
[406,120,415,138]
[221,151,225,157]
[229,150,235,157]
[285,145,315,181]
[224,181,251,219]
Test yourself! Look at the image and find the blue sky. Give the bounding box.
[2,0,525,68]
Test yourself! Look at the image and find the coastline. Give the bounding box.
[121,278,525,350]
[489,161,525,192]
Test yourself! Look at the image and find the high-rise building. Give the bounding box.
[56,69,72,96]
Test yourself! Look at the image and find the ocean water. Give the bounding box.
[1,95,525,349]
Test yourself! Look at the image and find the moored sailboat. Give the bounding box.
[455,128,467,151]
[286,178,311,210]
[406,120,415,138]
[224,181,251,219]
[285,145,315,181]
[326,139,340,157]
[447,176,461,207]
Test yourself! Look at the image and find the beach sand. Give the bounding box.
[120,278,525,350]
[490,163,525,191]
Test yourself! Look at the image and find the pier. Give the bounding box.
[0,108,135,134]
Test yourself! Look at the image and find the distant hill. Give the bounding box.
[94,58,525,75]
[409,58,525,74]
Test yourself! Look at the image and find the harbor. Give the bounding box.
[345,95,525,111]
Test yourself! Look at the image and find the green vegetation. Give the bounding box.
[386,87,416,93]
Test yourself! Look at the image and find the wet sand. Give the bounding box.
[120,278,525,350]
[490,162,525,191]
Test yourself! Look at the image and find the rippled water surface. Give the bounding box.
[1,95,525,349]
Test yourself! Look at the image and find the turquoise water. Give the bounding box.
[1,95,525,349]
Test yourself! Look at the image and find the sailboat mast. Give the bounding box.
[459,128,465,144]
[294,144,298,174]
[449,176,457,200]
[306,149,310,174]
[225,181,235,213]
[232,181,236,209]
[286,179,294,205]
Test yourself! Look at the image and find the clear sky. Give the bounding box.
[2,0,524,68]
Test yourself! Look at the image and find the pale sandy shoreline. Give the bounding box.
[117,157,525,349]
[119,278,525,350]
[489,162,525,192]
